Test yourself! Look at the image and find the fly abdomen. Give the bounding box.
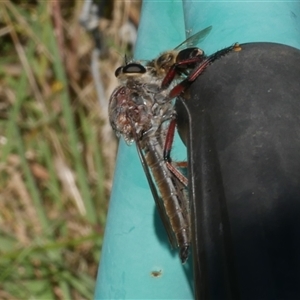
[143,137,190,262]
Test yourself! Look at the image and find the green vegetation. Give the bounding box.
[0,1,139,298]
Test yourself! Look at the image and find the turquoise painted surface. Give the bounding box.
[95,0,300,299]
[183,1,300,53]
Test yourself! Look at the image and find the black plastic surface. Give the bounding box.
[176,43,300,299]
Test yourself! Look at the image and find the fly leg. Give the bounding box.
[163,119,188,187]
[169,43,240,98]
[161,47,205,89]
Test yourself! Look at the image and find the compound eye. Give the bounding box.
[177,47,204,62]
[115,66,123,78]
[123,63,146,74]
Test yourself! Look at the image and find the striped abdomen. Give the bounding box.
[143,137,190,263]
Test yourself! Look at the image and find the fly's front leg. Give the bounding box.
[163,119,188,187]
[161,47,205,89]
[169,43,241,98]
[168,58,211,98]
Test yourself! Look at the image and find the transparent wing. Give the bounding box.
[135,141,177,248]
[174,25,212,50]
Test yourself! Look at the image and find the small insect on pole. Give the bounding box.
[178,0,300,299]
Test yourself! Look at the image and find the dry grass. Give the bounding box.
[0,0,140,299]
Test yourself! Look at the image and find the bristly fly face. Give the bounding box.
[109,84,169,145]
[109,86,151,143]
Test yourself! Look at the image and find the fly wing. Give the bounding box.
[172,163,190,231]
[135,141,177,248]
[174,25,212,50]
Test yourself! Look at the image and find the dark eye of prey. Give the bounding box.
[123,63,146,74]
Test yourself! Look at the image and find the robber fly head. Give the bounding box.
[108,85,156,144]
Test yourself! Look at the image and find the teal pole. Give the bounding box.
[182,1,300,52]
[95,1,300,299]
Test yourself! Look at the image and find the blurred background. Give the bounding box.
[0,0,141,298]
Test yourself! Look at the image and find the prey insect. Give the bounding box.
[109,26,240,263]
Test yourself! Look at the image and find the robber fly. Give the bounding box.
[109,83,190,262]
[109,26,240,263]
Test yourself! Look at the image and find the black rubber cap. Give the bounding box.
[176,42,300,300]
